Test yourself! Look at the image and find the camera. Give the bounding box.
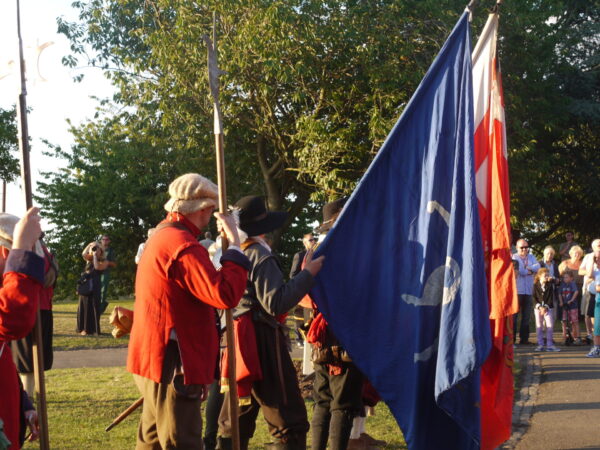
[91,245,98,252]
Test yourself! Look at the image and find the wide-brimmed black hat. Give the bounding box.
[234,196,287,236]
[317,198,348,233]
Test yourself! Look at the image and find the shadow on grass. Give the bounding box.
[48,397,138,408]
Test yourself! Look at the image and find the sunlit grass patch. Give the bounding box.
[52,299,134,351]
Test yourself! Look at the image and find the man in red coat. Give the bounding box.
[127,173,251,449]
[0,208,44,449]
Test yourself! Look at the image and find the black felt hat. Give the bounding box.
[317,198,348,233]
[234,196,287,236]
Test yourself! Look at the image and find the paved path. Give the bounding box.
[53,345,305,369]
[508,334,600,449]
[53,347,128,369]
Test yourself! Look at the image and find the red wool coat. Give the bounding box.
[0,249,44,449]
[127,213,250,385]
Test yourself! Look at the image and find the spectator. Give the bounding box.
[512,239,540,345]
[533,268,560,352]
[0,208,43,449]
[586,262,600,357]
[134,228,155,264]
[559,231,578,261]
[559,270,581,345]
[127,173,249,449]
[289,233,316,279]
[540,246,560,281]
[200,231,215,249]
[84,235,116,314]
[78,241,109,335]
[559,245,584,282]
[579,239,600,343]
[540,246,561,327]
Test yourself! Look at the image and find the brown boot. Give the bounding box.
[346,437,367,449]
[359,433,386,447]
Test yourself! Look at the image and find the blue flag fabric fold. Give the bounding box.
[310,12,491,449]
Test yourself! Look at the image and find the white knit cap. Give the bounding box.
[0,213,19,249]
[0,212,44,256]
[163,173,218,215]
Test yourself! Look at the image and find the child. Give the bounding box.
[559,270,581,345]
[586,269,600,357]
[533,268,561,352]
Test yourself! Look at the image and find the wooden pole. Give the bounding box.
[105,397,144,432]
[2,180,6,212]
[205,15,241,450]
[15,1,49,448]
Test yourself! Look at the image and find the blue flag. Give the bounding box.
[311,12,491,449]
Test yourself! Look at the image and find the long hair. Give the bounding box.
[535,267,549,284]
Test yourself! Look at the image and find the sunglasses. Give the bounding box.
[519,246,529,249]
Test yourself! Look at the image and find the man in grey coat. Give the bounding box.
[217,196,324,450]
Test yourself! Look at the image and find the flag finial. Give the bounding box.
[465,0,478,21]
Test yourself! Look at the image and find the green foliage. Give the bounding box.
[37,108,208,298]
[0,106,19,183]
[498,0,600,246]
[46,0,600,294]
[50,0,475,295]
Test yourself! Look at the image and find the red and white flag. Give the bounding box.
[472,12,519,450]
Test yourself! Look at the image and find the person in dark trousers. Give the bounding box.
[289,233,316,279]
[217,196,324,450]
[289,233,316,344]
[305,198,366,450]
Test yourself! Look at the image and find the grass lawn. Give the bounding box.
[54,299,300,351]
[23,367,406,449]
[52,299,134,351]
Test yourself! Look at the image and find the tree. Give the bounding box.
[0,106,20,183]
[498,0,600,248]
[58,0,477,197]
[37,107,209,297]
[44,0,599,295]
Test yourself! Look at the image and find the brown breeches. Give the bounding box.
[134,374,204,450]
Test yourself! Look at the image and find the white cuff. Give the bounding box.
[226,245,243,254]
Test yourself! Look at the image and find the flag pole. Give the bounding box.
[15,0,50,448]
[204,14,241,450]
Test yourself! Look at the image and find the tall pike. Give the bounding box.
[15,0,50,448]
[204,15,241,450]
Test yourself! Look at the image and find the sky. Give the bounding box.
[0,0,114,220]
